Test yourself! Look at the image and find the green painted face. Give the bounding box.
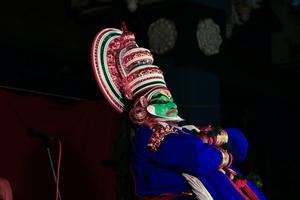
[148,91,178,118]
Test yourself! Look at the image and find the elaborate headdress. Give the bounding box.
[91,23,168,115]
[92,23,182,150]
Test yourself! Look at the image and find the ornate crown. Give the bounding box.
[91,23,168,113]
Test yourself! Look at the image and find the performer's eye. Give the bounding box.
[151,100,167,104]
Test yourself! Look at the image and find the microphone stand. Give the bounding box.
[46,145,62,200]
[27,129,62,200]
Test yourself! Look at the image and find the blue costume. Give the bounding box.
[131,127,266,200]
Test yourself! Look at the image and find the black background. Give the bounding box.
[1,0,299,199]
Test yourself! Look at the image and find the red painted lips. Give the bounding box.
[166,110,177,116]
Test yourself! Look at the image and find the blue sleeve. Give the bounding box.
[134,127,223,177]
[225,128,248,165]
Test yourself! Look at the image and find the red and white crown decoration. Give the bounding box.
[91,23,168,113]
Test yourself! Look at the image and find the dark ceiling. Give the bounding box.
[0,2,255,92]
[0,0,298,105]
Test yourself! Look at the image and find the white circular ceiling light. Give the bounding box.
[147,18,178,55]
[196,18,222,56]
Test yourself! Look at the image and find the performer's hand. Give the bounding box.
[0,178,13,200]
[198,133,209,144]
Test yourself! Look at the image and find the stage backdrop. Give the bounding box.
[0,89,121,200]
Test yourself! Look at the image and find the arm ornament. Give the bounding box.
[215,129,229,146]
[197,126,229,147]
[217,147,233,169]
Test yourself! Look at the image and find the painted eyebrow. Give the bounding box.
[151,94,165,101]
[152,93,164,99]
[151,98,168,103]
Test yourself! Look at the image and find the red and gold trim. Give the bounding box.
[219,168,260,200]
[217,147,233,169]
[215,129,229,146]
[147,124,176,151]
[197,126,228,146]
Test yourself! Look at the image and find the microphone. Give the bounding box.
[27,128,63,200]
[27,128,56,146]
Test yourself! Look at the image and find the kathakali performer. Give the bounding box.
[91,23,267,200]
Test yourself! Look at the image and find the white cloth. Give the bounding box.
[182,173,214,200]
